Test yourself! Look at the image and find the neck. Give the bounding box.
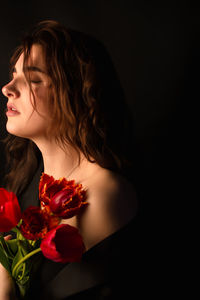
[32,137,82,180]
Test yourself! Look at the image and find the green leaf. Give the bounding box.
[15,251,42,298]
[11,241,25,272]
[0,237,11,274]
[0,235,12,259]
[17,280,30,298]
[11,227,25,241]
[11,240,33,279]
[0,237,17,259]
[6,239,18,256]
[20,239,31,256]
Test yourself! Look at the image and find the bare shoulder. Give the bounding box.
[77,166,138,250]
[87,167,138,216]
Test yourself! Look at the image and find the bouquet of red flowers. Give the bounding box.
[0,173,87,298]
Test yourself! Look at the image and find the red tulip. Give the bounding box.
[0,188,21,232]
[49,188,87,219]
[39,173,87,219]
[40,224,85,263]
[20,206,59,240]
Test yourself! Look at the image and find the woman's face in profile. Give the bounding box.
[2,44,52,141]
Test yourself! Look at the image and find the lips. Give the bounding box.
[6,103,20,117]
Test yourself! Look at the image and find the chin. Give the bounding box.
[6,123,18,136]
[6,123,27,138]
[6,119,49,140]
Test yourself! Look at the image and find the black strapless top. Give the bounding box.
[18,162,142,300]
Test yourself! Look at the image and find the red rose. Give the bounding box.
[40,224,85,263]
[0,188,21,232]
[39,173,87,219]
[20,206,59,240]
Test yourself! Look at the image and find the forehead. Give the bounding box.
[15,44,46,70]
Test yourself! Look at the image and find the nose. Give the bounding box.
[2,82,20,99]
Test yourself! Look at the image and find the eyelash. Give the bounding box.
[30,80,42,84]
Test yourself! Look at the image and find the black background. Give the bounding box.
[0,1,199,240]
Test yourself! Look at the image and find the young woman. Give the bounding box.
[0,20,140,299]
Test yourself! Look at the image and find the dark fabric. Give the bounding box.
[24,217,142,300]
[19,163,142,300]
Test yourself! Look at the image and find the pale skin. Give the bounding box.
[1,44,138,298]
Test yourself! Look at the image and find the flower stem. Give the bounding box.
[12,247,42,278]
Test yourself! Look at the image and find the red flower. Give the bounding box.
[39,173,59,206]
[39,173,87,219]
[0,188,21,232]
[40,224,85,263]
[20,206,59,240]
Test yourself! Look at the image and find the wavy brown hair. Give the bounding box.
[4,20,135,195]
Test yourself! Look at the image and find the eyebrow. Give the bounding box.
[13,66,46,74]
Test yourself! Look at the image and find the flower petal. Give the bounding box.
[40,224,85,263]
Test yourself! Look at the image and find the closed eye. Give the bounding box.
[30,79,42,84]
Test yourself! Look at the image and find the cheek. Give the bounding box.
[33,85,46,98]
[31,85,51,114]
